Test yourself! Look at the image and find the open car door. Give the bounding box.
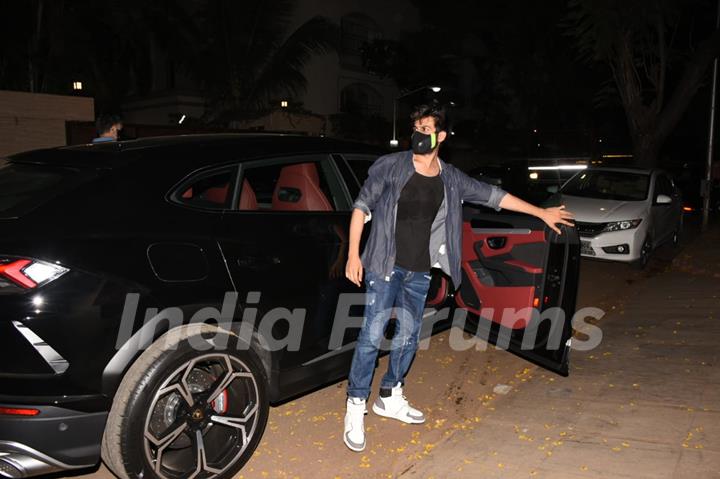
[456,206,580,376]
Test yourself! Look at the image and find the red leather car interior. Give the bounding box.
[238,179,258,210]
[272,162,333,211]
[456,222,546,329]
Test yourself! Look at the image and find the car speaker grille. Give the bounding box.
[575,221,606,237]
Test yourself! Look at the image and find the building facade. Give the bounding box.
[291,0,419,121]
[120,1,420,136]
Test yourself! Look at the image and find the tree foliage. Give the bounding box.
[565,0,720,165]
[403,0,600,153]
[190,0,337,121]
[0,0,337,121]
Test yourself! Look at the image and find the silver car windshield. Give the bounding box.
[561,170,650,201]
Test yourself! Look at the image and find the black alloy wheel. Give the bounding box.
[102,326,269,479]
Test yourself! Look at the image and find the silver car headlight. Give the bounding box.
[603,219,642,232]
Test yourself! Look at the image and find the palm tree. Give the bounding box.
[188,0,338,123]
[0,0,200,111]
[61,0,200,111]
[1,0,337,121]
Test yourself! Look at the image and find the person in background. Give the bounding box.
[92,114,123,143]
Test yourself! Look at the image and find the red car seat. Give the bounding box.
[204,185,228,204]
[238,179,258,210]
[272,163,333,211]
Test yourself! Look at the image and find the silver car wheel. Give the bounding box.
[142,353,260,479]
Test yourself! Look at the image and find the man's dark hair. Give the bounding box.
[410,103,446,132]
[96,114,123,135]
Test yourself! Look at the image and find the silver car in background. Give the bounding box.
[556,167,683,268]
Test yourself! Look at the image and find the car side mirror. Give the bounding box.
[546,185,559,194]
[656,194,672,204]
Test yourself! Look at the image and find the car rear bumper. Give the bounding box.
[579,227,645,262]
[0,404,107,478]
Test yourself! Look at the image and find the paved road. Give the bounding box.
[405,221,720,478]
[77,216,715,479]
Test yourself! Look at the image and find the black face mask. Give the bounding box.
[411,130,438,155]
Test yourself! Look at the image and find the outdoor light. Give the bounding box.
[389,139,399,148]
[178,114,186,124]
[528,165,588,171]
[533,128,538,133]
[281,100,288,108]
[430,86,442,93]
[72,81,83,91]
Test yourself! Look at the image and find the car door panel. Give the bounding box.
[457,206,580,375]
[220,212,352,368]
[425,269,451,307]
[651,174,680,244]
[218,155,366,400]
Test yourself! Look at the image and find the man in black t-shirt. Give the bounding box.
[342,104,574,452]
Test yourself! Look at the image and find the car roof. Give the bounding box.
[584,166,659,175]
[63,133,379,154]
[61,133,295,152]
[10,134,384,169]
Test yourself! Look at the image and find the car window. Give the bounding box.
[0,159,96,217]
[238,156,348,212]
[342,154,376,186]
[655,175,674,197]
[561,170,650,201]
[334,154,359,200]
[172,167,236,210]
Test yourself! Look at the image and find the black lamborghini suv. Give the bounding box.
[0,135,579,479]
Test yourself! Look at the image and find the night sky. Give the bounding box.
[1,0,718,168]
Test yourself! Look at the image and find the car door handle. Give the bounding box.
[237,256,281,268]
[486,237,507,249]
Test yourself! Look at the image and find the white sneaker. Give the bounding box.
[344,397,367,452]
[372,383,425,424]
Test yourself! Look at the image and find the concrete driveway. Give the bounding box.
[76,219,720,479]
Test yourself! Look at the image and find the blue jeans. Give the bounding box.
[347,266,432,399]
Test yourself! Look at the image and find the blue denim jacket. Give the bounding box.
[353,150,507,288]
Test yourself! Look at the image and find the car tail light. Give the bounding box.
[0,257,69,291]
[0,407,40,416]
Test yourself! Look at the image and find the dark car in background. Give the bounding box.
[669,162,720,216]
[469,158,585,205]
[0,135,579,479]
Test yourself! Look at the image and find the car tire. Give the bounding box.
[632,236,652,270]
[101,324,269,479]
